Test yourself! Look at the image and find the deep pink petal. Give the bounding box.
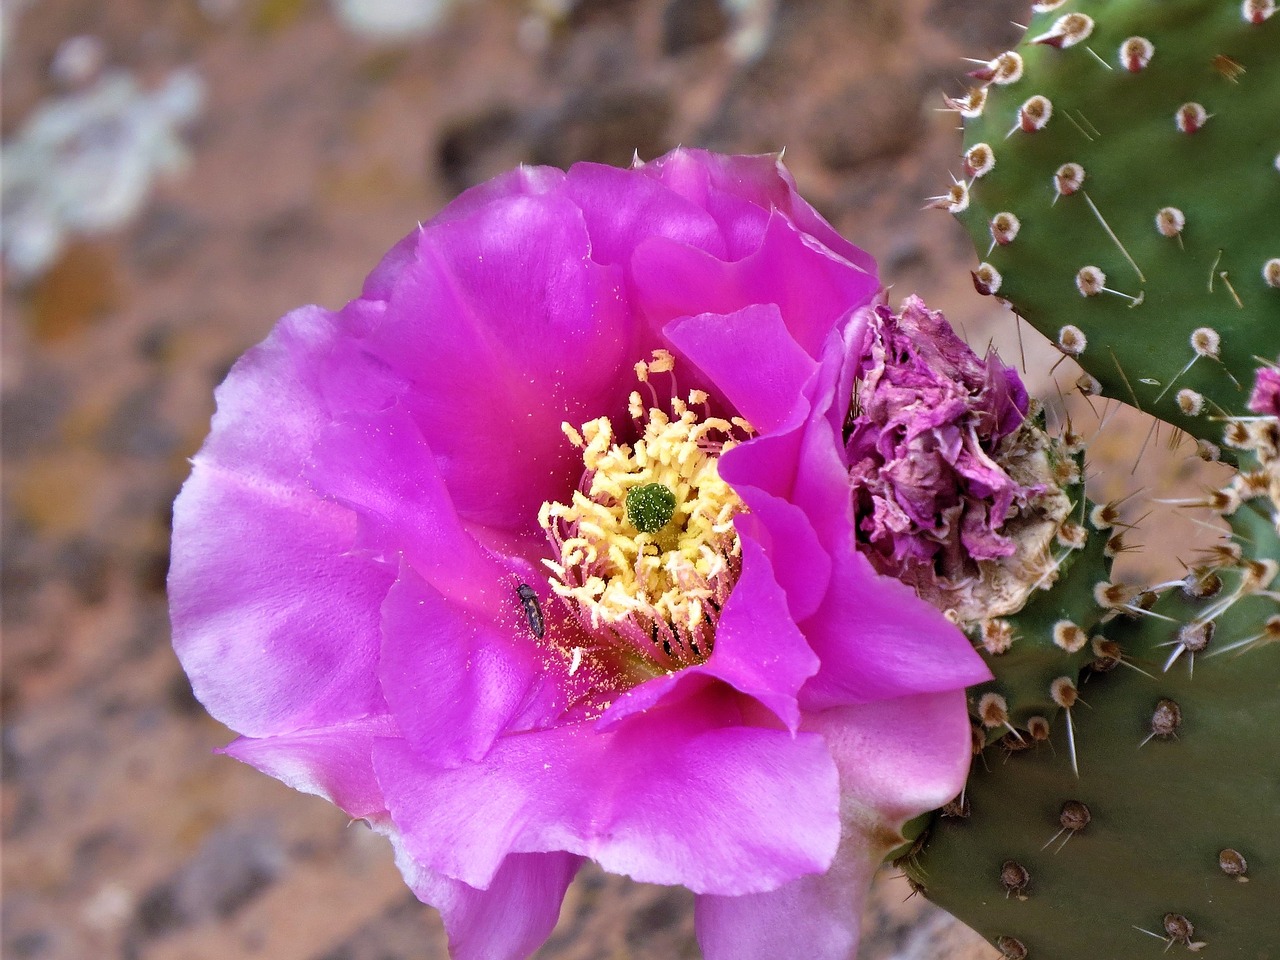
[360,192,641,530]
[792,329,865,543]
[362,166,570,302]
[306,404,516,606]
[634,213,879,359]
[170,307,392,736]
[379,565,565,766]
[388,831,582,960]
[667,303,816,435]
[731,495,830,622]
[634,149,770,260]
[712,331,847,619]
[374,690,840,895]
[799,549,991,710]
[561,161,728,265]
[221,715,397,819]
[640,150,877,275]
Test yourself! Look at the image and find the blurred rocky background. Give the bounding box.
[2,0,1226,957]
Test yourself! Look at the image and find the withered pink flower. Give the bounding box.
[846,296,1041,604]
[170,150,989,959]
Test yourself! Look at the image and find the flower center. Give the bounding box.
[539,350,751,671]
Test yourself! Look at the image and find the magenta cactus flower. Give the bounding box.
[169,149,990,960]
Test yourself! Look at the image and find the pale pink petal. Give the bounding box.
[694,832,878,960]
[170,307,392,736]
[810,690,976,824]
[696,689,976,960]
[389,833,582,960]
[221,714,397,818]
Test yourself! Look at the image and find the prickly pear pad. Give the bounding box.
[954,0,1280,447]
[914,536,1280,959]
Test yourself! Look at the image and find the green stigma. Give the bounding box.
[625,482,677,534]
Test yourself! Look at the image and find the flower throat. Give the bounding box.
[539,351,751,671]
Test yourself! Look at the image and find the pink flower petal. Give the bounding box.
[374,689,840,895]
[389,834,582,960]
[306,404,519,603]
[379,565,563,766]
[221,714,397,818]
[562,161,728,265]
[667,303,816,435]
[696,689,974,960]
[694,833,878,960]
[799,549,991,710]
[810,690,975,824]
[170,307,392,737]
[635,213,879,359]
[646,150,878,275]
[358,192,642,530]
[731,495,830,622]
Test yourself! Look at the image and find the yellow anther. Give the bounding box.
[540,357,753,667]
[648,349,675,374]
[561,422,584,447]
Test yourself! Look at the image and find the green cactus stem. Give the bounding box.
[942,0,1280,450]
[912,529,1279,958]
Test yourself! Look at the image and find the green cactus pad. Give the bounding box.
[915,526,1280,959]
[952,0,1280,448]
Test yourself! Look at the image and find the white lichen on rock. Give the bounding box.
[1,66,205,280]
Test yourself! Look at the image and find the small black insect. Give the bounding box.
[516,583,544,639]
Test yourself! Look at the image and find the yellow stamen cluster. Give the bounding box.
[539,351,751,669]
